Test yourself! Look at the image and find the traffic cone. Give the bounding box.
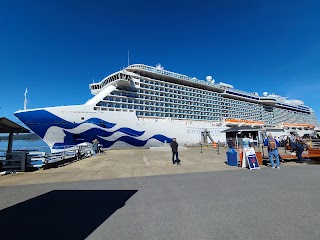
[213,141,217,148]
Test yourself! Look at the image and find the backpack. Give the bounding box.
[268,138,277,150]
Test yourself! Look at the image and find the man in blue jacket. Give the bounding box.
[264,133,280,169]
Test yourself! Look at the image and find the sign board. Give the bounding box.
[242,147,260,170]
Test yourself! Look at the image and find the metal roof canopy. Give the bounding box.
[0,117,29,153]
[0,117,29,134]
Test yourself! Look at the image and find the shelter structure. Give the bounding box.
[0,117,30,153]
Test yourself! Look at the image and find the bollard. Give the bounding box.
[200,143,203,153]
[217,141,220,155]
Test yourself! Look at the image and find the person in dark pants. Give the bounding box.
[227,137,235,149]
[170,138,180,164]
[295,137,305,163]
[92,139,99,156]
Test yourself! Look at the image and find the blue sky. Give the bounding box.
[0,0,319,122]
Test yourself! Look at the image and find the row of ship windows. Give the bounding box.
[105,96,222,106]
[104,88,311,119]
[138,89,266,110]
[103,101,261,113]
[221,106,260,111]
[136,112,221,120]
[97,105,268,120]
[99,103,222,113]
[99,101,265,114]
[221,102,257,108]
[140,79,215,94]
[99,101,312,118]
[104,75,312,117]
[140,78,263,107]
[139,83,219,96]
[93,106,271,122]
[137,89,220,101]
[274,110,309,116]
[110,92,259,109]
[136,112,221,117]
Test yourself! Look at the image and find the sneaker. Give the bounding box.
[276,166,280,169]
[271,166,275,169]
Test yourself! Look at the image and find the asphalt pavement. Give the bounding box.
[1,151,320,240]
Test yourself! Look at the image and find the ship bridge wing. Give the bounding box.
[89,71,138,95]
[85,75,137,106]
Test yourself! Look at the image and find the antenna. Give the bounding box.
[24,88,28,110]
[128,50,130,66]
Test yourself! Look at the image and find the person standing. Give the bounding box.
[264,133,280,169]
[249,136,254,148]
[227,137,235,149]
[295,137,305,163]
[242,135,250,149]
[92,139,99,156]
[170,138,180,164]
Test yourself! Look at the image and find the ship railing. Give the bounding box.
[126,64,221,88]
[224,88,261,97]
[0,144,94,169]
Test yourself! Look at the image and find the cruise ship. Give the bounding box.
[15,64,319,150]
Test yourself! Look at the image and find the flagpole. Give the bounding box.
[24,88,28,110]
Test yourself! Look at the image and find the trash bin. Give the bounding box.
[226,148,238,166]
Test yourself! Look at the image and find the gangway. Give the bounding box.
[201,129,214,145]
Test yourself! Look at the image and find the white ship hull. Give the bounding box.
[15,105,228,150]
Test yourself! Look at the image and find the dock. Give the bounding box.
[1,146,319,186]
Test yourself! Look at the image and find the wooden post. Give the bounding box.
[7,132,13,154]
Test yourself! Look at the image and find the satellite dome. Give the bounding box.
[206,76,213,82]
[263,92,268,97]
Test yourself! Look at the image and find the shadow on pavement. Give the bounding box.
[306,159,320,165]
[0,190,138,240]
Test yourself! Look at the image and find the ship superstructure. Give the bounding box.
[88,64,318,128]
[15,64,318,150]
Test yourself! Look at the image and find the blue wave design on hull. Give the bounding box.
[15,110,116,138]
[15,109,172,148]
[98,134,173,148]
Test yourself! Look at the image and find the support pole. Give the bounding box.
[7,132,13,154]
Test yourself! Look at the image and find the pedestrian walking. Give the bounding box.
[170,138,180,164]
[264,133,280,169]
